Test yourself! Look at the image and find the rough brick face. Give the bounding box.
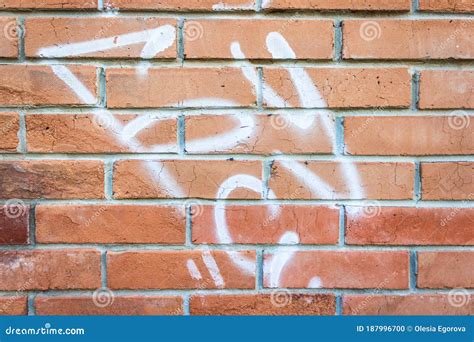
[35,296,183,315]
[25,18,177,59]
[417,252,474,288]
[190,295,336,315]
[263,68,411,108]
[343,20,473,60]
[0,0,472,318]
[184,19,334,60]
[36,205,185,244]
[0,161,104,199]
[107,251,256,289]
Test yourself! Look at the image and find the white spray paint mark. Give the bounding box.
[201,250,225,288]
[186,259,203,281]
[265,232,300,288]
[51,66,97,104]
[308,276,323,289]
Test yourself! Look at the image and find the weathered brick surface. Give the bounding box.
[0,0,472,317]
[35,296,183,315]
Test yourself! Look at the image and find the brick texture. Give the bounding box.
[0,0,472,317]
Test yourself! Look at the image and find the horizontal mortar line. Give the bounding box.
[1,199,472,206]
[0,245,473,251]
[1,154,473,161]
[1,10,474,19]
[1,288,473,297]
[2,59,474,68]
[4,108,474,115]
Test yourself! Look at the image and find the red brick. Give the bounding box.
[25,18,177,59]
[105,0,255,11]
[0,18,18,58]
[0,204,29,245]
[185,114,334,154]
[113,160,262,199]
[184,19,333,60]
[0,160,104,199]
[192,205,339,244]
[263,68,411,108]
[0,0,97,9]
[344,294,474,315]
[0,65,98,106]
[0,113,19,152]
[419,71,474,109]
[0,249,101,290]
[190,294,336,315]
[269,161,414,200]
[0,296,28,315]
[36,205,185,244]
[26,114,178,153]
[107,67,256,108]
[107,250,256,289]
[345,207,474,245]
[264,251,409,289]
[343,20,473,60]
[422,162,473,200]
[418,252,474,288]
[345,116,474,156]
[263,0,410,11]
[35,296,183,315]
[419,0,474,13]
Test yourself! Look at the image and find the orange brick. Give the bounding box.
[185,114,334,154]
[26,114,178,153]
[184,19,333,60]
[0,297,28,315]
[35,296,183,315]
[113,160,262,199]
[36,205,185,244]
[0,204,29,245]
[25,18,177,59]
[0,113,19,152]
[346,207,474,245]
[343,20,473,60]
[192,205,339,244]
[107,68,256,108]
[263,68,411,108]
[105,0,255,11]
[263,0,410,11]
[0,249,101,290]
[264,251,409,289]
[107,250,256,289]
[0,0,96,9]
[0,160,104,199]
[0,18,18,58]
[269,161,414,199]
[344,295,474,315]
[418,252,474,288]
[422,162,473,200]
[190,294,336,315]
[344,116,474,155]
[0,65,98,106]
[419,71,474,109]
[419,0,474,13]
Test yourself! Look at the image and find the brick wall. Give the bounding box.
[0,0,473,316]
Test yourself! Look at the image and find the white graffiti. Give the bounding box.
[40,21,364,289]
